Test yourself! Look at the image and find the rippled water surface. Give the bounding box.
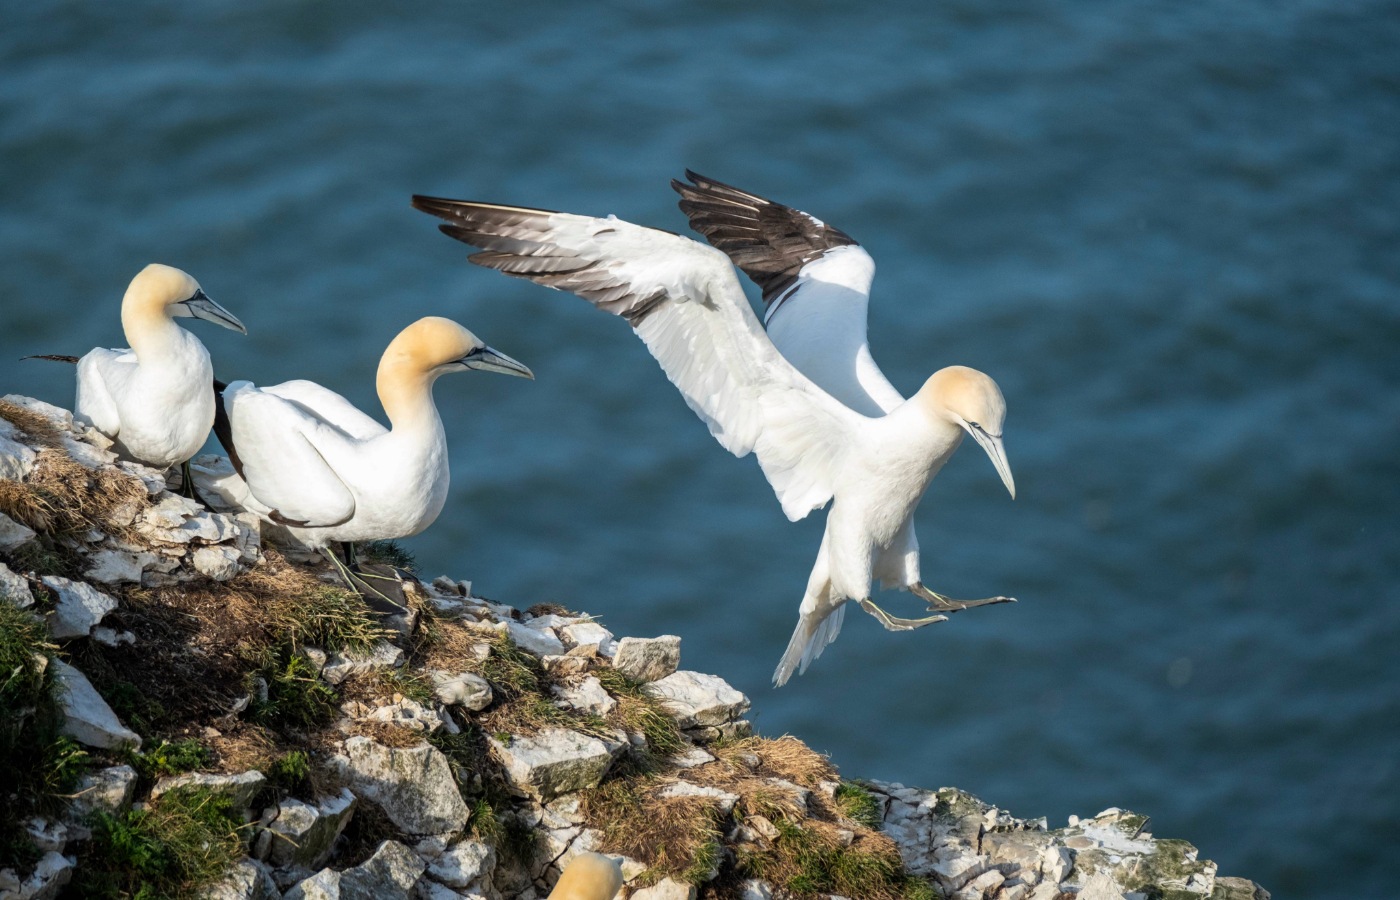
[3,3,1398,895]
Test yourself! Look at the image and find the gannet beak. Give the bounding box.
[967,425,1016,499]
[181,290,248,335]
[462,345,534,380]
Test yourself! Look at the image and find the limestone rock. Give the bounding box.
[611,635,680,682]
[551,676,617,717]
[199,858,279,900]
[670,747,715,769]
[0,428,37,480]
[261,789,356,870]
[0,561,34,607]
[193,545,242,581]
[657,780,740,815]
[151,771,267,812]
[630,877,696,900]
[90,626,135,648]
[0,512,36,552]
[737,880,773,900]
[83,549,155,585]
[1,396,73,432]
[53,660,141,750]
[428,670,493,711]
[289,839,424,900]
[643,670,749,730]
[65,764,138,836]
[321,642,405,685]
[490,728,622,801]
[22,819,66,855]
[505,618,565,658]
[558,621,616,657]
[332,737,470,835]
[365,698,447,734]
[0,849,73,900]
[426,840,495,891]
[40,576,117,639]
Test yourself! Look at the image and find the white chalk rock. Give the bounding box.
[1,396,73,431]
[64,764,138,838]
[0,849,73,900]
[198,858,278,900]
[505,618,565,658]
[332,737,470,835]
[83,548,156,585]
[41,575,118,639]
[151,771,266,812]
[366,697,447,734]
[53,660,140,750]
[0,561,34,607]
[0,430,37,480]
[0,512,37,552]
[429,670,493,711]
[489,728,622,800]
[558,621,616,657]
[643,671,749,730]
[321,642,404,685]
[611,635,681,682]
[261,789,356,870]
[630,877,696,900]
[551,675,617,717]
[738,880,773,900]
[657,780,740,815]
[426,839,496,891]
[193,545,242,581]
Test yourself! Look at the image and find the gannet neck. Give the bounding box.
[120,264,202,361]
[376,361,442,433]
[375,316,482,432]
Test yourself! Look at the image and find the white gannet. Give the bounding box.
[412,193,1017,686]
[65,264,246,492]
[547,852,623,900]
[213,316,532,587]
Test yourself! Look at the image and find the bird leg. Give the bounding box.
[176,459,217,509]
[857,598,949,632]
[910,582,1016,613]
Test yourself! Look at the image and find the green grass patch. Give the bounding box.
[129,740,211,780]
[738,818,937,900]
[74,787,247,900]
[358,540,416,572]
[834,781,883,829]
[262,750,311,798]
[380,667,436,706]
[244,648,338,730]
[595,667,686,762]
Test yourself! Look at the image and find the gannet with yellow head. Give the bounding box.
[547,853,623,900]
[72,263,246,487]
[213,316,531,581]
[411,191,1017,687]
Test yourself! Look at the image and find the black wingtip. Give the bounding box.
[22,354,80,364]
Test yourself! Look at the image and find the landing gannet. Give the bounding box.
[547,853,623,900]
[66,264,246,490]
[672,172,1016,612]
[412,195,1016,686]
[213,317,532,584]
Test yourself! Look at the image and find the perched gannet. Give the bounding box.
[213,316,532,583]
[60,264,245,491]
[548,853,623,900]
[412,193,1017,686]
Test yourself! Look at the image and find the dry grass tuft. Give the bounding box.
[706,735,838,788]
[524,601,580,617]
[0,450,148,540]
[582,775,727,886]
[0,400,64,447]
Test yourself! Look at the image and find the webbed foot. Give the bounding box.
[858,598,949,632]
[910,582,1016,613]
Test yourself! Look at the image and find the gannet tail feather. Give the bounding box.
[773,602,845,688]
[22,354,80,363]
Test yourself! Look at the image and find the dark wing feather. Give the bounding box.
[671,171,859,310]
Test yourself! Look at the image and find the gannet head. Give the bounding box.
[124,263,247,334]
[380,316,534,381]
[920,366,1015,499]
[547,852,623,900]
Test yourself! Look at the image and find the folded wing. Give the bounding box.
[221,381,358,527]
[412,196,864,521]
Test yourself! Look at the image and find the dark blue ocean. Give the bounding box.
[3,3,1397,895]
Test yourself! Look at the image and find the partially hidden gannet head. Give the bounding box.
[378,316,534,382]
[918,365,1015,499]
[546,852,623,900]
[123,263,247,334]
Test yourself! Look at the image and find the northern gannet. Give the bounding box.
[213,316,532,587]
[671,172,1016,615]
[51,264,246,493]
[412,195,1016,686]
[547,853,623,900]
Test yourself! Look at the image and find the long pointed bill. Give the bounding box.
[182,290,248,334]
[968,427,1016,499]
[464,345,534,380]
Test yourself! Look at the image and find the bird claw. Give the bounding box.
[911,583,1017,613]
[858,598,949,632]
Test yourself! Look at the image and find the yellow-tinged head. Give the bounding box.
[375,316,533,426]
[547,852,623,900]
[122,263,247,335]
[917,365,1015,498]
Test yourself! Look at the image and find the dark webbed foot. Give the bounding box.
[910,582,1017,613]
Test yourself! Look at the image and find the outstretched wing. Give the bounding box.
[221,380,357,528]
[673,171,905,416]
[413,195,865,521]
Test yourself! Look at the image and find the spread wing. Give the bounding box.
[673,171,905,416]
[412,195,866,521]
[220,380,358,527]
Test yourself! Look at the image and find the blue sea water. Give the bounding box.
[2,2,1398,895]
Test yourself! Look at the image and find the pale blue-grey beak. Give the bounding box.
[180,289,247,335]
[967,424,1015,499]
[463,345,533,380]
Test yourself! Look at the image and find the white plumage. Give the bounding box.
[74,263,245,470]
[215,316,532,554]
[414,191,1016,686]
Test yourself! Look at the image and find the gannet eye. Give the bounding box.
[968,421,981,430]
